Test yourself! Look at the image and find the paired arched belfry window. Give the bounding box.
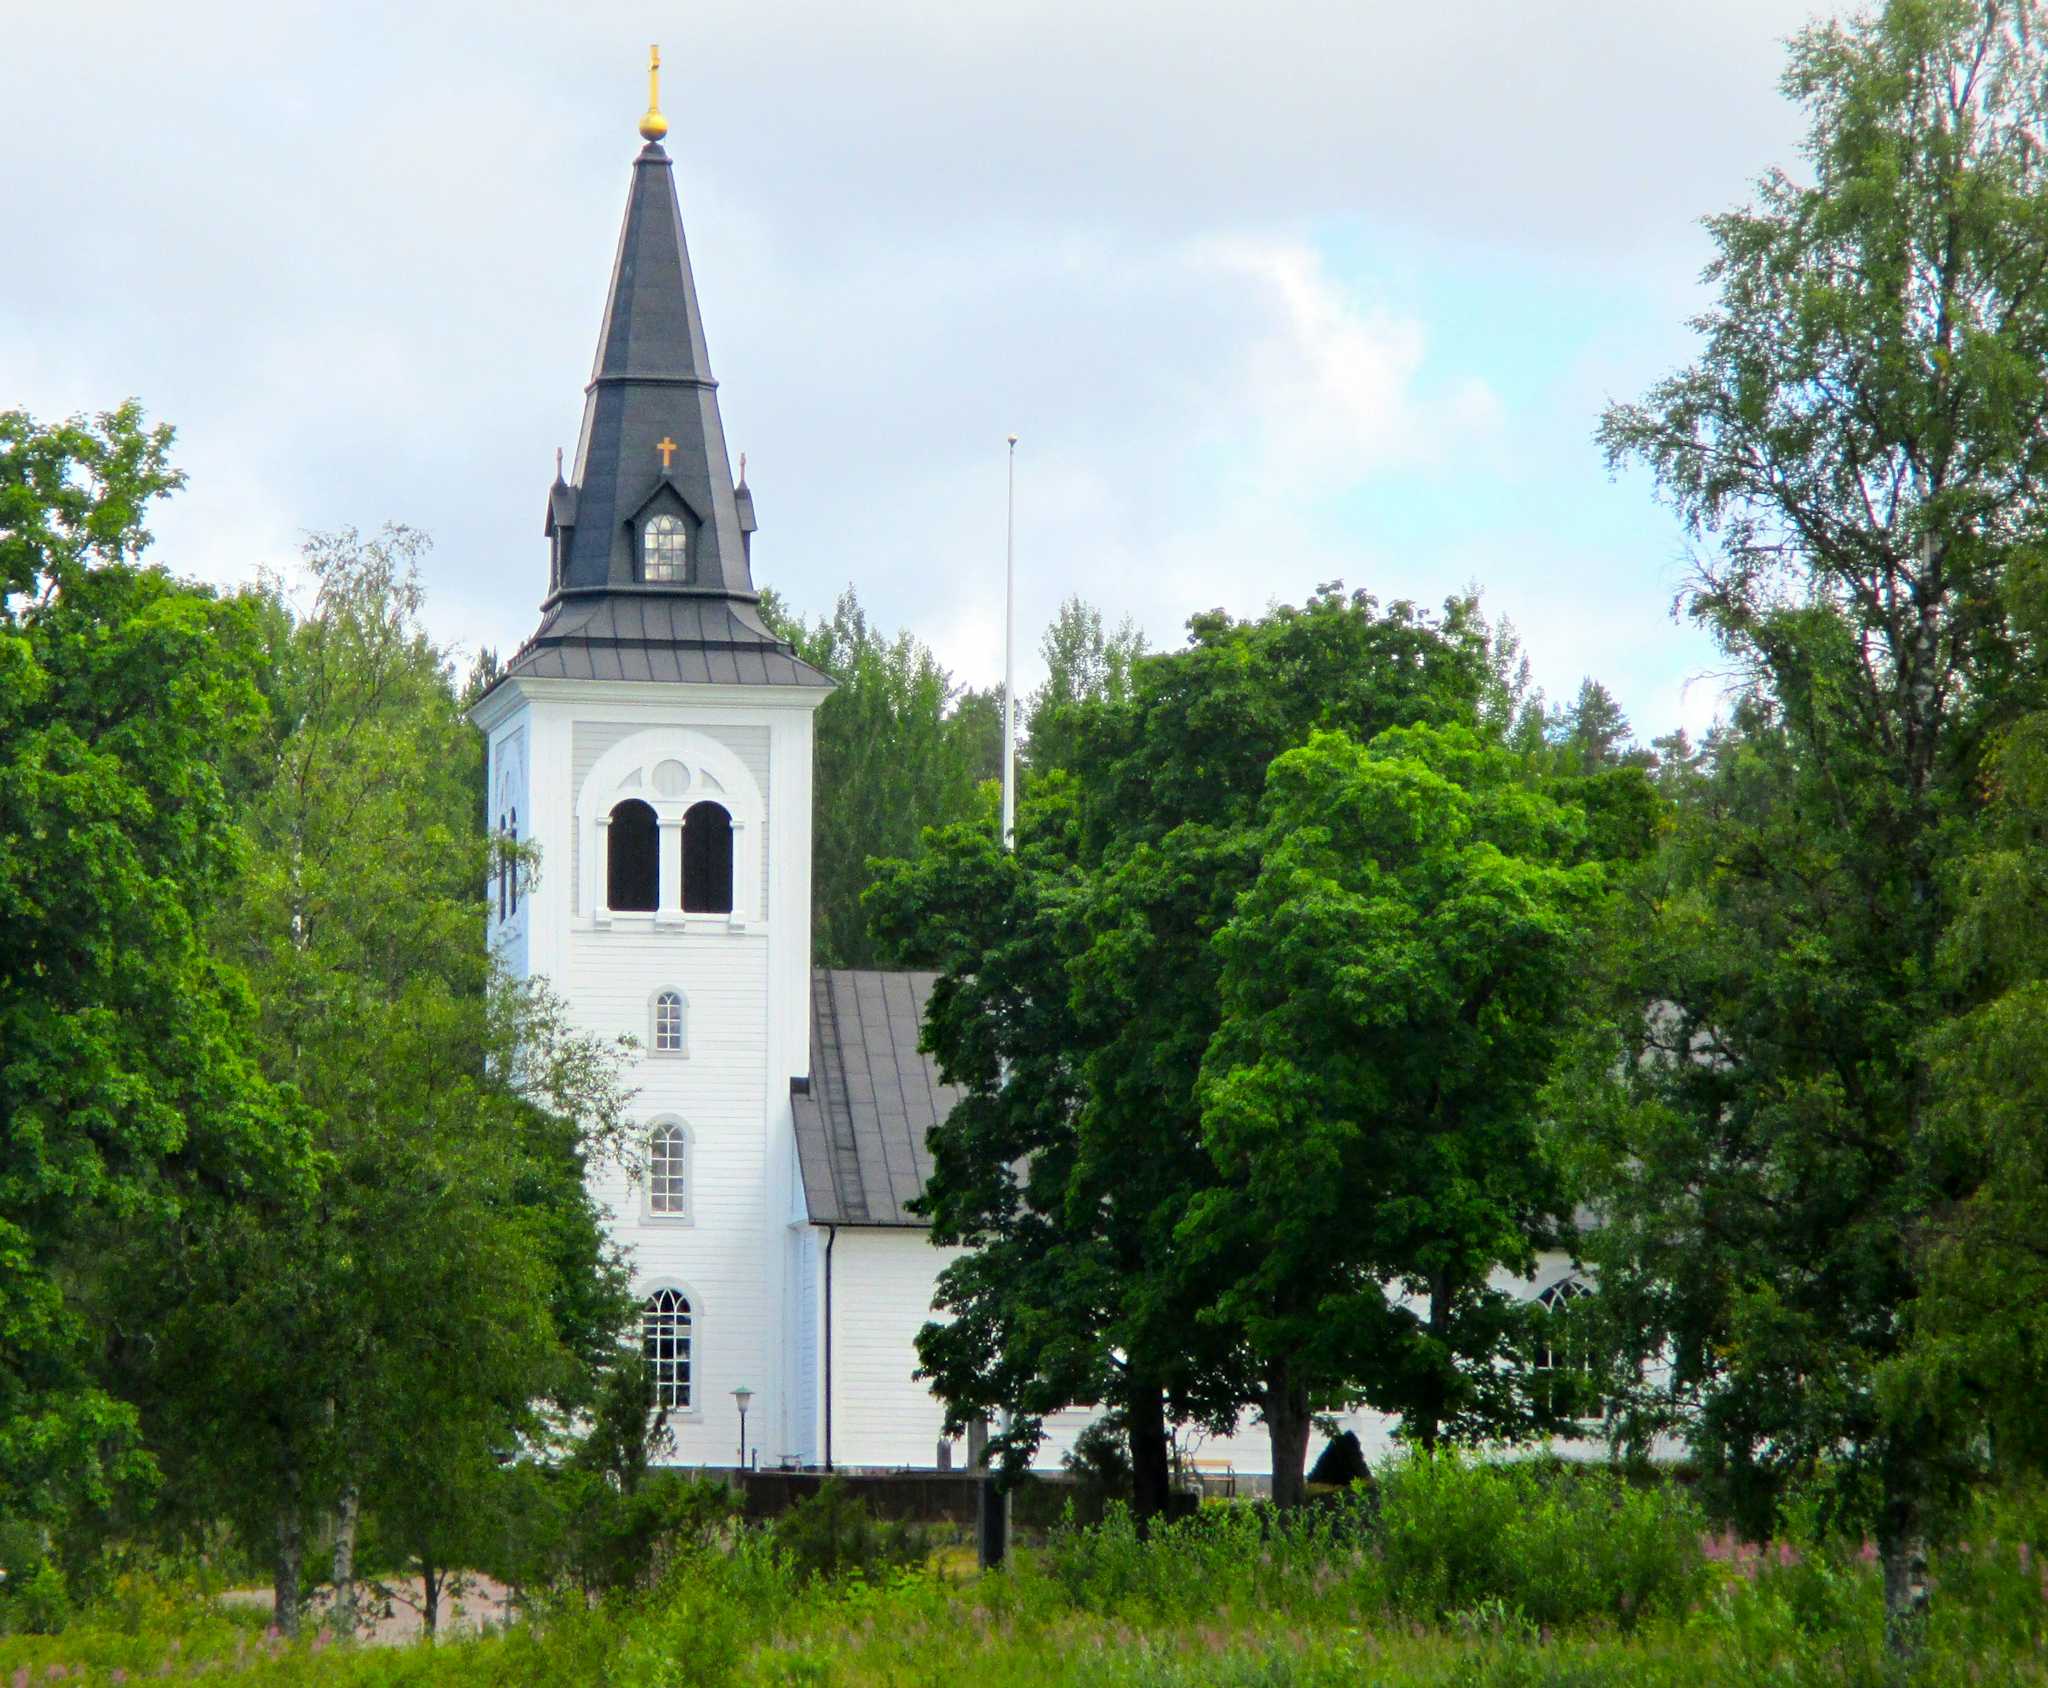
[643,1288,693,1409]
[607,800,660,912]
[604,801,731,915]
[643,514,688,582]
[682,801,733,913]
[495,809,521,921]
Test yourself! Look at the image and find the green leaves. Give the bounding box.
[1192,725,1609,1452]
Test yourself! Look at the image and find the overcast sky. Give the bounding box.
[5,0,1832,739]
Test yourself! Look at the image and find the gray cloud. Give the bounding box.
[5,0,1824,736]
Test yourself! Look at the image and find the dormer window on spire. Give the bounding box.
[644,513,689,582]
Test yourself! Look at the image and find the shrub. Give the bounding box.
[1374,1453,1707,1630]
[2,1561,70,1635]
[769,1481,927,1584]
[1065,1416,1134,1511]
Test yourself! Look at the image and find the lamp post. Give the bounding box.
[732,1385,753,1469]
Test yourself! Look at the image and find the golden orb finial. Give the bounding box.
[639,44,668,142]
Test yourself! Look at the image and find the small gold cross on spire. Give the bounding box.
[656,436,678,469]
[639,45,668,142]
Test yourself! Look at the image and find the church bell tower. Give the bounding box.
[470,50,833,1467]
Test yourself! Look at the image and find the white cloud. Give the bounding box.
[1195,238,1504,495]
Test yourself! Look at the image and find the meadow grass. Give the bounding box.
[7,1462,2047,1685]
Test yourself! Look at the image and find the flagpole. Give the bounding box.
[1001,433,1018,852]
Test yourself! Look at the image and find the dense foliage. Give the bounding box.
[868,587,1655,1508]
[1568,0,2048,1649]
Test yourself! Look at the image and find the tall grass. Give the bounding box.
[6,1461,2048,1685]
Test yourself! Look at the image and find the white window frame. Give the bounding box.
[642,1118,692,1224]
[642,512,689,582]
[650,988,689,1056]
[641,1281,701,1416]
[576,729,763,928]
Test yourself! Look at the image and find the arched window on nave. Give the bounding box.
[642,1288,692,1409]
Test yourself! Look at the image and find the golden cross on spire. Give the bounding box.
[639,44,668,142]
[656,436,678,469]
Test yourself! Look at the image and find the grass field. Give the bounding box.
[6,1463,2046,1685]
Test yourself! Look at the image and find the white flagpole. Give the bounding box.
[1001,433,1018,852]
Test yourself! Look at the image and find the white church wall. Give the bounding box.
[822,1228,967,1472]
[813,1233,1615,1479]
[474,679,822,1474]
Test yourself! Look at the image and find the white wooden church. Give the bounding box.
[471,83,1589,1481]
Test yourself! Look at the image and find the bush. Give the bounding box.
[1065,1416,1134,1511]
[483,1464,737,1597]
[1375,1453,1707,1630]
[769,1481,928,1584]
[1,1561,70,1635]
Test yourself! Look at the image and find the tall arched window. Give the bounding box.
[1534,1276,1597,1419]
[643,1288,692,1409]
[496,811,508,921]
[648,1123,687,1216]
[653,990,686,1054]
[643,514,688,582]
[607,799,659,912]
[682,801,734,914]
[509,808,519,915]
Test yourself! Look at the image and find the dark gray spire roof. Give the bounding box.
[497,140,828,691]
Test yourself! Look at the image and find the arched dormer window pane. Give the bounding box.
[654,990,686,1053]
[682,801,733,914]
[643,514,688,583]
[642,1288,692,1409]
[649,1123,686,1214]
[608,799,659,912]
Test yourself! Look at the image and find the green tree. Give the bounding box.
[0,404,300,1541]
[871,585,1497,1514]
[764,587,988,966]
[120,528,633,1634]
[1897,550,2048,1489]
[1553,679,1637,773]
[1583,0,2048,1647]
[1187,725,1614,1499]
[1024,597,1146,775]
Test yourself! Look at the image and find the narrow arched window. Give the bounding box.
[1533,1275,1599,1420]
[643,1288,692,1409]
[682,801,733,914]
[509,808,519,915]
[653,990,686,1053]
[643,514,688,582]
[608,799,659,912]
[649,1123,687,1215]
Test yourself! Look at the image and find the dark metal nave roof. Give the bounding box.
[793,970,959,1228]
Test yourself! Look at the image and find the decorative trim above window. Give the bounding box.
[576,728,764,926]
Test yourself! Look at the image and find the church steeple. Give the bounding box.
[500,64,825,690]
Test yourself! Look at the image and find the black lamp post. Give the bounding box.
[732,1385,753,1468]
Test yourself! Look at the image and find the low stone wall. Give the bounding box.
[730,1469,1102,1530]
